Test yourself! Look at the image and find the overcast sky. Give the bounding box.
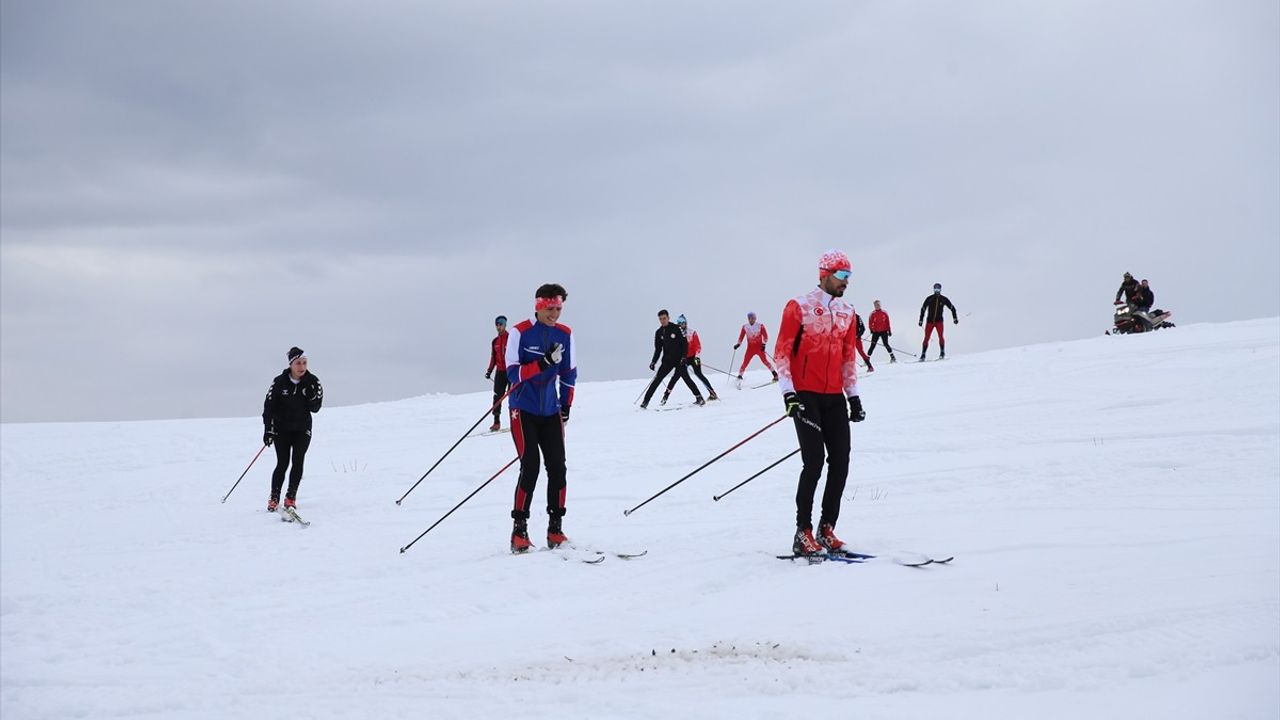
[2,0,1277,424]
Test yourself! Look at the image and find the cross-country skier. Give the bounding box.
[662,314,719,404]
[866,300,897,363]
[734,311,778,386]
[854,313,874,373]
[484,315,510,432]
[262,346,324,512]
[642,309,703,409]
[505,283,577,552]
[918,283,959,361]
[774,250,865,557]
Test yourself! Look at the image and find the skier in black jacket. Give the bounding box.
[641,309,702,409]
[262,346,323,511]
[918,283,959,361]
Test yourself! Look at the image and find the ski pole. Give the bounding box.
[396,382,519,505]
[399,456,520,554]
[623,414,789,516]
[712,448,801,502]
[221,444,268,503]
[701,363,736,378]
[634,368,659,406]
[723,347,738,391]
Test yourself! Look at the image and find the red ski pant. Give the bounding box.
[922,321,945,349]
[738,345,775,374]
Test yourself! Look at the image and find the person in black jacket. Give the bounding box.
[641,309,703,409]
[1133,279,1154,312]
[1114,272,1140,304]
[918,283,959,361]
[262,346,323,511]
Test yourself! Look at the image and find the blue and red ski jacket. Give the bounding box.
[505,318,576,416]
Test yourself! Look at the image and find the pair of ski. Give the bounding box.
[776,549,953,567]
[513,545,649,564]
[272,506,310,528]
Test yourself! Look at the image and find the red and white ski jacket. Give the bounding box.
[685,330,702,359]
[737,322,768,348]
[773,287,860,397]
[868,309,891,334]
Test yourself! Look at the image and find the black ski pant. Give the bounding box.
[491,372,509,425]
[510,409,567,521]
[792,392,851,530]
[665,357,715,397]
[867,332,895,358]
[644,360,699,404]
[271,429,311,501]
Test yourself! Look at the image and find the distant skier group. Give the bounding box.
[256,254,969,558]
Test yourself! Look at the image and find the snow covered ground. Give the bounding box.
[3,318,1278,719]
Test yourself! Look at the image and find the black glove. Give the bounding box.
[690,357,700,368]
[263,431,274,447]
[485,370,492,380]
[301,383,314,399]
[848,396,865,423]
[560,405,571,423]
[733,343,741,350]
[783,392,803,418]
[887,331,892,338]
[649,362,656,371]
[918,320,924,327]
[953,318,959,324]
[537,343,563,370]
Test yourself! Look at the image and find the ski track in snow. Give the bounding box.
[2,319,1278,719]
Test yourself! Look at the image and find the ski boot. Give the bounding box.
[918,352,926,362]
[889,355,897,364]
[511,519,533,554]
[547,516,568,549]
[267,497,279,512]
[283,498,296,510]
[694,395,706,406]
[660,392,670,406]
[489,420,501,432]
[817,523,846,554]
[708,391,719,401]
[939,351,946,360]
[771,371,779,382]
[792,526,824,557]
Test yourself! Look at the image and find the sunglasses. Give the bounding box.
[831,269,851,280]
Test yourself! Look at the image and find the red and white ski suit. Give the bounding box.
[737,322,775,374]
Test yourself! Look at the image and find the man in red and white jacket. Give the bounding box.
[734,312,778,384]
[773,249,865,557]
[866,300,897,363]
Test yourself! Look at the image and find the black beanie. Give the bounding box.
[288,347,305,363]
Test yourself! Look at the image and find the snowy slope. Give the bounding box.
[3,319,1278,720]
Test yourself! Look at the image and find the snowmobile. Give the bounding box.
[1108,302,1175,335]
